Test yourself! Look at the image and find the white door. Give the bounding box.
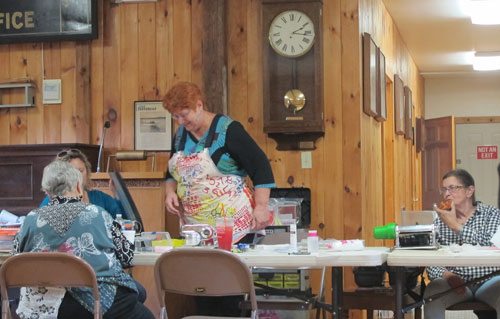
[456,123,500,207]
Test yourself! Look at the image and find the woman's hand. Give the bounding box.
[165,181,181,215]
[165,191,181,215]
[252,188,271,230]
[443,271,466,294]
[252,204,271,230]
[434,201,462,233]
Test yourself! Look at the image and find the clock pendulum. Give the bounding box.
[284,60,306,116]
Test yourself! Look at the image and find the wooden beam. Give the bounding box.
[202,0,226,114]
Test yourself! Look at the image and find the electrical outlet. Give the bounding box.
[301,151,312,169]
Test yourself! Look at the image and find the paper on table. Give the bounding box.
[324,239,365,251]
[491,225,500,248]
[0,210,24,226]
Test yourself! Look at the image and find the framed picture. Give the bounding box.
[362,33,377,117]
[375,47,387,122]
[0,0,98,44]
[134,101,172,151]
[394,74,405,135]
[415,117,425,152]
[404,86,413,140]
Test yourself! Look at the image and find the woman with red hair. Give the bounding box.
[163,81,276,246]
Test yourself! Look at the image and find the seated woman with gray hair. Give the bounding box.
[13,160,154,319]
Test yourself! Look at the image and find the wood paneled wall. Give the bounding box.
[0,0,423,313]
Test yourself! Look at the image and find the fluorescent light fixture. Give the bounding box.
[469,0,500,25]
[472,51,500,71]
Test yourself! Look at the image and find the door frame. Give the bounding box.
[455,116,500,125]
[455,116,500,207]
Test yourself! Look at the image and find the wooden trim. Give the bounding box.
[455,116,500,124]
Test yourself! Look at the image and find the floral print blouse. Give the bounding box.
[13,196,137,317]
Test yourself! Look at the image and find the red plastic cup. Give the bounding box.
[216,217,234,251]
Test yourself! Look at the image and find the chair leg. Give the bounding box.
[2,299,11,319]
[160,307,168,319]
[415,306,422,319]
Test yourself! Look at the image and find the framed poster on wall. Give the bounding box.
[362,33,378,117]
[375,47,387,122]
[394,74,405,135]
[416,117,425,152]
[134,101,172,151]
[404,86,413,140]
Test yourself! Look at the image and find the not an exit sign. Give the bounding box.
[477,145,498,159]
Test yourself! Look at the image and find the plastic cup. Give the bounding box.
[122,230,136,244]
[216,217,234,251]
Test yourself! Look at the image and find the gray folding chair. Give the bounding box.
[154,248,258,319]
[0,252,101,319]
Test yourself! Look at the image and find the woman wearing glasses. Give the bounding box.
[162,81,276,244]
[424,168,500,319]
[162,81,276,317]
[40,149,125,219]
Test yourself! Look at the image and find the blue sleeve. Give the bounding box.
[88,190,125,219]
[39,196,49,207]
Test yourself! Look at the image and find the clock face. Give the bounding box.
[268,10,315,58]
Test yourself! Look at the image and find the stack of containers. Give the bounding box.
[0,227,19,251]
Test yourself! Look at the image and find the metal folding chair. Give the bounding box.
[0,252,101,319]
[154,248,258,319]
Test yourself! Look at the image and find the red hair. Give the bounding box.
[162,81,206,113]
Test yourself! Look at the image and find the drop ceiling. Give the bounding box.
[382,0,500,77]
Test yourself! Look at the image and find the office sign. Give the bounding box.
[0,0,97,44]
[477,145,498,159]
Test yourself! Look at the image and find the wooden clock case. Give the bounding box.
[262,0,324,150]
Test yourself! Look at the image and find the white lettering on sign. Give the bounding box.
[477,145,498,160]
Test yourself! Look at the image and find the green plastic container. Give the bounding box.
[373,222,397,239]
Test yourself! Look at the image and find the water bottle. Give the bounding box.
[307,230,319,253]
[289,223,298,253]
[115,214,124,229]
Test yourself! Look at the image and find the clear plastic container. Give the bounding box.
[307,230,319,253]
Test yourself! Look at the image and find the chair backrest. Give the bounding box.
[154,248,257,318]
[0,252,101,319]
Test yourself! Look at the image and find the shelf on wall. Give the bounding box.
[0,82,36,108]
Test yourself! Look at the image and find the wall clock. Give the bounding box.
[262,0,324,150]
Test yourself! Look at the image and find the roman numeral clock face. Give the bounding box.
[268,10,315,58]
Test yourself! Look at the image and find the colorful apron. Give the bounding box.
[168,116,254,242]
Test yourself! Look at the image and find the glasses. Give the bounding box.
[439,185,466,195]
[172,109,192,121]
[57,149,83,158]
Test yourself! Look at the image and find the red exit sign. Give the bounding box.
[477,145,498,159]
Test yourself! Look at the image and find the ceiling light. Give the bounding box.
[469,0,500,25]
[472,51,500,71]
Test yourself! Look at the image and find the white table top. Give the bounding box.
[132,246,389,268]
[387,247,500,267]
